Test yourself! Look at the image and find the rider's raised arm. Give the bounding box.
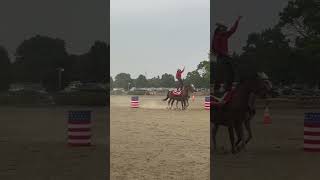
[226,18,240,38]
[181,67,185,73]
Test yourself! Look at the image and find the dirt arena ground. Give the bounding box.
[112,96,320,180]
[111,95,210,180]
[0,106,108,180]
[213,106,320,180]
[3,96,318,180]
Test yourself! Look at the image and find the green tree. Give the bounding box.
[239,27,292,84]
[87,41,109,82]
[110,76,113,90]
[185,71,203,88]
[0,46,11,91]
[114,73,132,89]
[196,60,210,88]
[148,76,161,88]
[277,0,320,85]
[278,0,319,40]
[14,35,68,91]
[160,73,175,88]
[135,74,148,88]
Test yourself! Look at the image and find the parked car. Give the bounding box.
[270,88,280,98]
[282,87,293,95]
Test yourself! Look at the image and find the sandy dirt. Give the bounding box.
[212,107,320,180]
[5,96,317,180]
[111,95,320,180]
[0,106,108,180]
[111,95,210,180]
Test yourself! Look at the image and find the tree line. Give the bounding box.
[111,60,210,89]
[0,35,109,92]
[230,0,320,87]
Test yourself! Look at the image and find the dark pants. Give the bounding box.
[177,78,183,90]
[211,55,235,95]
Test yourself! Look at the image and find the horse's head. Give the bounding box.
[184,84,197,93]
[253,72,273,97]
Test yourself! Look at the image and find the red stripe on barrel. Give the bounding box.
[204,96,210,110]
[68,111,92,146]
[304,112,320,152]
[131,96,140,108]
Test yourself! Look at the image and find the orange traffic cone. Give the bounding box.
[263,106,272,124]
[192,95,195,102]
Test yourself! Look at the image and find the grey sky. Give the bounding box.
[211,0,289,55]
[110,0,210,79]
[0,0,108,59]
[111,0,290,79]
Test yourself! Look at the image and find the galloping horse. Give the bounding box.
[211,72,272,154]
[162,84,196,110]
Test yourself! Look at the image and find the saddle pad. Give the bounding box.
[172,90,182,96]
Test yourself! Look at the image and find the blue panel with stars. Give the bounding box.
[305,112,320,124]
[68,111,91,121]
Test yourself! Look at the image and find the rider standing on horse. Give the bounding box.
[211,16,242,96]
[176,66,185,91]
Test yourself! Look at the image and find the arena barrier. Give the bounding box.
[131,96,140,108]
[67,110,92,146]
[304,112,320,152]
[204,96,210,110]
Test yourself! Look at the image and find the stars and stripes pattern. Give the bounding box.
[68,111,92,146]
[304,112,320,152]
[204,96,210,110]
[131,96,139,108]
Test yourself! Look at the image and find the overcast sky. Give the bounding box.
[211,0,289,55]
[0,0,290,79]
[110,0,210,79]
[111,0,290,79]
[0,0,108,59]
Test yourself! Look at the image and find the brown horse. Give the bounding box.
[211,72,272,154]
[163,84,196,110]
[170,95,191,110]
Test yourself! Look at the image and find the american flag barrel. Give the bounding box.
[131,96,139,108]
[304,112,320,152]
[204,96,210,110]
[67,111,92,146]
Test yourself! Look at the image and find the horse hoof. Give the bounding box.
[231,148,238,154]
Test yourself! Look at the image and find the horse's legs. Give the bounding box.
[244,115,253,144]
[235,124,245,151]
[171,99,175,109]
[235,125,242,146]
[212,124,219,151]
[167,98,171,109]
[228,126,237,154]
[176,100,179,109]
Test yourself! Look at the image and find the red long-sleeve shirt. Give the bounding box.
[176,69,184,79]
[211,19,240,57]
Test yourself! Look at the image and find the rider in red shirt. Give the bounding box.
[211,16,242,96]
[176,66,185,91]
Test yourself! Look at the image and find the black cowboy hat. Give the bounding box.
[216,23,227,28]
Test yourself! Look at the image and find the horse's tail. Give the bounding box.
[162,91,170,101]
